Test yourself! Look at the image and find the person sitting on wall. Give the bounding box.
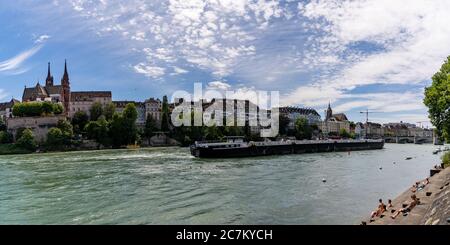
[387,199,393,208]
[371,199,386,218]
[390,195,420,219]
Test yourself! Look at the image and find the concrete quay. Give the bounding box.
[365,167,450,225]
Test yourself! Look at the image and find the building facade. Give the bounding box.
[279,107,322,129]
[321,103,351,135]
[145,98,162,121]
[113,101,147,127]
[0,99,20,120]
[70,91,112,118]
[355,122,384,139]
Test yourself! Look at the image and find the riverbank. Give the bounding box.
[0,144,33,155]
[0,143,180,156]
[365,166,450,225]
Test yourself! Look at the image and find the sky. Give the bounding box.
[1,0,450,127]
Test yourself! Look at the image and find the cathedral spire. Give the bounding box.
[61,59,69,85]
[326,101,333,121]
[61,59,71,116]
[45,62,54,86]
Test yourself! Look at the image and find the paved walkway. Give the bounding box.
[365,167,450,225]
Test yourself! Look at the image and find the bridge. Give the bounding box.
[384,136,435,144]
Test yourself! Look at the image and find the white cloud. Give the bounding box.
[333,92,426,113]
[34,35,51,44]
[281,0,450,122]
[133,63,165,78]
[298,0,450,89]
[207,81,231,90]
[60,0,286,78]
[26,0,448,124]
[172,66,189,75]
[0,45,42,74]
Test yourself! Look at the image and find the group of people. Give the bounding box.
[390,194,420,219]
[411,178,430,193]
[370,199,393,219]
[368,178,430,222]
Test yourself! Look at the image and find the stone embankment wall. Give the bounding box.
[366,167,450,225]
[7,116,66,142]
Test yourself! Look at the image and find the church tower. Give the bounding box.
[45,62,54,86]
[61,60,71,115]
[326,102,333,121]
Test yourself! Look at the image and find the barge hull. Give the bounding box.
[192,141,384,158]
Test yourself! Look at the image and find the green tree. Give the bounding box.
[160,95,170,132]
[85,121,101,140]
[0,131,13,144]
[109,113,125,147]
[46,127,64,149]
[144,114,158,138]
[108,104,138,147]
[12,102,62,117]
[122,103,138,144]
[295,117,313,140]
[339,128,351,139]
[103,102,116,121]
[57,120,74,145]
[89,102,103,121]
[53,103,64,115]
[424,56,450,141]
[85,117,110,146]
[16,128,37,151]
[97,117,110,146]
[13,102,43,117]
[42,101,54,115]
[15,128,26,140]
[0,117,6,131]
[72,111,89,134]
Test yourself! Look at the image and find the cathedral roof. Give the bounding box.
[22,85,49,101]
[46,85,63,95]
[331,113,348,122]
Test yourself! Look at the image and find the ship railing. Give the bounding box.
[249,139,383,146]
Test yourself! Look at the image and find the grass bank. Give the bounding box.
[0,144,33,155]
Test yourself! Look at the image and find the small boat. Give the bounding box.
[405,157,413,160]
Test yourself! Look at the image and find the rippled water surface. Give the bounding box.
[0,144,443,224]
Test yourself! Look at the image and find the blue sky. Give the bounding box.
[1,0,450,127]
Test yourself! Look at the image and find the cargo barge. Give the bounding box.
[190,137,384,158]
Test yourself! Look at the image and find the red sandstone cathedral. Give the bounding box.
[22,61,112,118]
[22,61,71,113]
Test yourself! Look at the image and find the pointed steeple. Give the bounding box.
[61,59,69,85]
[61,59,71,116]
[326,101,333,121]
[45,62,54,86]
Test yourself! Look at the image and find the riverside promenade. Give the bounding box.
[366,167,450,225]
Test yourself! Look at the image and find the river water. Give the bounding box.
[0,144,443,224]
